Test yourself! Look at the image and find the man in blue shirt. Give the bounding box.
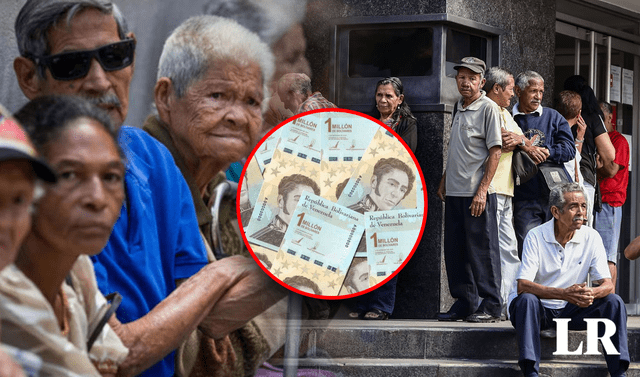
[13,1,283,375]
[511,71,575,257]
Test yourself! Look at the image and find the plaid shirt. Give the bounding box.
[296,92,337,113]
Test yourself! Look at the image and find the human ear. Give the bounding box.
[277,194,284,210]
[14,56,42,99]
[154,77,174,125]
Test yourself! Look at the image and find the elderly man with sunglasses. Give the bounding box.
[12,1,284,376]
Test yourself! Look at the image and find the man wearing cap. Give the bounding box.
[0,106,57,377]
[436,57,503,323]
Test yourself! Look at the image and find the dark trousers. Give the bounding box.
[355,275,397,314]
[510,293,629,377]
[444,194,501,317]
[513,198,553,258]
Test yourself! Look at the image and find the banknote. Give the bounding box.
[320,112,379,201]
[271,192,364,296]
[239,156,263,228]
[279,113,323,164]
[254,126,284,173]
[244,148,322,253]
[338,256,369,295]
[364,208,424,286]
[337,128,421,212]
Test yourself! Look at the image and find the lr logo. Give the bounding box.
[552,318,620,355]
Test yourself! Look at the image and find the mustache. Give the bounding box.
[83,93,122,109]
[573,216,588,222]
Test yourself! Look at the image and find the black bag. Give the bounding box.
[512,149,538,186]
[538,162,571,191]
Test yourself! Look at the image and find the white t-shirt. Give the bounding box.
[507,219,610,310]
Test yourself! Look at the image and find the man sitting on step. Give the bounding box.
[508,182,628,377]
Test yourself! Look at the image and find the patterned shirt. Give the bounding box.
[297,92,337,114]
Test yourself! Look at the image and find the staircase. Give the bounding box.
[268,318,640,376]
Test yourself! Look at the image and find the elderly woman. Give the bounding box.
[144,15,286,377]
[372,77,418,152]
[349,77,418,321]
[0,95,128,376]
[0,106,57,377]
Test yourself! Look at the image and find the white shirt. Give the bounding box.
[512,102,543,117]
[507,219,610,310]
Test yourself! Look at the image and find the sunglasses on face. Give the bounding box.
[30,39,135,81]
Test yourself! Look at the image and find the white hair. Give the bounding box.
[157,15,275,112]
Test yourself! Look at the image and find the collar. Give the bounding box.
[541,218,585,246]
[142,115,220,228]
[513,102,543,117]
[457,90,488,111]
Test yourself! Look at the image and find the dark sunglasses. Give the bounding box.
[30,39,135,81]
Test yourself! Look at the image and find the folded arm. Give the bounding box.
[110,256,279,376]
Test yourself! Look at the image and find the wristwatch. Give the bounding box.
[520,137,526,147]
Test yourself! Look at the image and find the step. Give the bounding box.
[266,358,640,377]
[294,319,639,362]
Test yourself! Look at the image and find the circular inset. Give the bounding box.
[238,109,427,299]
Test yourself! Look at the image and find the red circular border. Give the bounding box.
[236,108,428,300]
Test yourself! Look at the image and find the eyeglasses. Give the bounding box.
[30,39,135,81]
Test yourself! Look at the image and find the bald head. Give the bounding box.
[277,73,312,113]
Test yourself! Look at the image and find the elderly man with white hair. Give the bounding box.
[144,15,288,376]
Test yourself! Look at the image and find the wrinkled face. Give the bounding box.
[455,67,484,100]
[375,84,403,118]
[36,8,134,127]
[34,118,125,256]
[168,61,263,171]
[494,76,515,108]
[553,191,587,233]
[271,24,311,86]
[516,78,544,114]
[0,160,35,269]
[370,168,410,211]
[278,183,314,224]
[346,260,369,293]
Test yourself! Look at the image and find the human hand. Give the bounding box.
[501,129,521,151]
[199,257,286,339]
[437,175,446,202]
[469,190,486,217]
[576,115,587,139]
[564,283,594,307]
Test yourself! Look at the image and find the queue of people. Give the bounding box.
[436,56,630,377]
[0,1,634,377]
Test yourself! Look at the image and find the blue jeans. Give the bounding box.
[595,203,623,263]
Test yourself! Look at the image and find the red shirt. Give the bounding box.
[600,130,629,206]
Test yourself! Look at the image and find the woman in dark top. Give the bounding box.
[372,77,418,152]
[349,78,418,320]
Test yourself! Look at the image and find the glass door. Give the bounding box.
[556,19,640,313]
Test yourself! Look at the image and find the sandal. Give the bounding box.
[348,311,363,319]
[363,308,389,320]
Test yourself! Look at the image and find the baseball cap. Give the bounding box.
[0,106,57,183]
[453,57,486,75]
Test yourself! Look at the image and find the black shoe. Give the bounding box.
[465,310,500,323]
[436,310,466,321]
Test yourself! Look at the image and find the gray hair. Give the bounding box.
[515,71,544,91]
[15,0,129,77]
[599,101,613,116]
[483,67,513,92]
[549,182,586,212]
[203,0,307,46]
[157,15,274,111]
[278,73,312,96]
